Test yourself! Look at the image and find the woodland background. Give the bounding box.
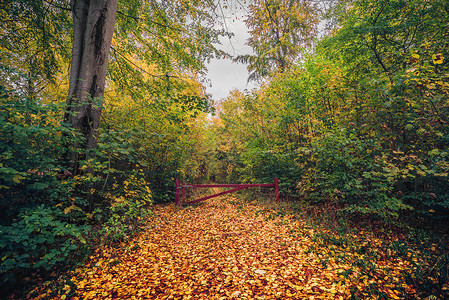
[0,0,448,297]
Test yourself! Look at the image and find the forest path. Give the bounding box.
[63,196,416,299]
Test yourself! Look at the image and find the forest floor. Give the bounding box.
[29,193,447,300]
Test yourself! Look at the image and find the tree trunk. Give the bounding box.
[65,0,118,174]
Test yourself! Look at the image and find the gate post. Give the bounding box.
[182,182,186,203]
[274,177,279,203]
[175,179,181,206]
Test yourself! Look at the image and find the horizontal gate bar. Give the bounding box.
[183,186,248,205]
[176,178,279,205]
[182,183,274,188]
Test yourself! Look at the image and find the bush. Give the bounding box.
[0,205,90,283]
[298,126,413,217]
[239,144,302,194]
[101,173,152,241]
[0,88,76,223]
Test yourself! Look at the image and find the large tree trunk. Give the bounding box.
[65,0,118,174]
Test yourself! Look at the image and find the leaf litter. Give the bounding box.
[32,196,447,299]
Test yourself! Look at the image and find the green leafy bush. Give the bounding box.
[100,173,152,241]
[298,127,412,217]
[0,205,90,280]
[0,88,75,221]
[239,144,302,194]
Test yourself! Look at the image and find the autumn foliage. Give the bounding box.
[1,0,449,299]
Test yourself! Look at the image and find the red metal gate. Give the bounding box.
[175,178,279,205]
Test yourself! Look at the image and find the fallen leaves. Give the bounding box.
[31,196,444,299]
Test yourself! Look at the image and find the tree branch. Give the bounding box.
[111,46,180,80]
[371,1,392,81]
[116,10,185,33]
[114,103,155,126]
[43,0,71,11]
[263,0,286,72]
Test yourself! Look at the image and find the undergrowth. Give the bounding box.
[236,191,449,299]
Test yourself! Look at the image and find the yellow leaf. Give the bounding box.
[388,289,400,299]
[64,205,82,214]
[433,53,444,64]
[12,174,25,183]
[64,206,72,214]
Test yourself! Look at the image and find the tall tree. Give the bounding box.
[64,0,118,172]
[236,0,319,81]
[63,0,225,173]
[1,0,227,174]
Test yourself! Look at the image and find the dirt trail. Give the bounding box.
[48,197,419,299]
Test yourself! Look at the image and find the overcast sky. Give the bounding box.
[203,2,329,101]
[204,10,258,101]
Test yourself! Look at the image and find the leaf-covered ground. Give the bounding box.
[31,195,447,299]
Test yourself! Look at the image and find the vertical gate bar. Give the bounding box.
[182,182,186,204]
[175,179,181,206]
[274,177,279,203]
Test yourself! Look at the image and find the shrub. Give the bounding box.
[0,205,90,283]
[298,126,413,217]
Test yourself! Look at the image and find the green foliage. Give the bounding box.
[240,146,301,192]
[298,127,413,217]
[0,87,74,218]
[109,0,227,102]
[0,90,80,285]
[1,0,448,297]
[100,174,152,241]
[0,205,90,278]
[101,92,213,202]
[0,0,72,97]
